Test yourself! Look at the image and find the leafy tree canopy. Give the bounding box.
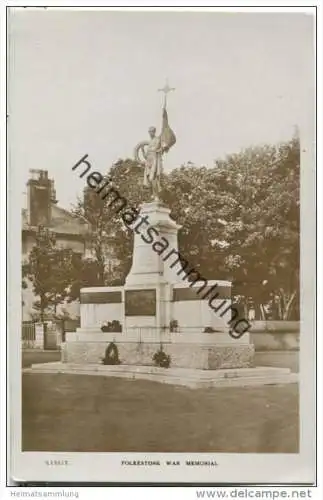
[22,228,84,320]
[73,135,300,318]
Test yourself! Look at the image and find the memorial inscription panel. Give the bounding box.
[125,289,156,316]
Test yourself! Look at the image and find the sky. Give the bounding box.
[8,9,314,209]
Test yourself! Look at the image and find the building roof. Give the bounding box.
[22,203,90,237]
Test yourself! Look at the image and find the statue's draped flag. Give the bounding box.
[160,107,176,152]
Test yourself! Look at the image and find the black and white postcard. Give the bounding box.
[5,5,317,485]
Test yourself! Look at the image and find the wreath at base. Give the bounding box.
[152,348,171,368]
[102,342,121,365]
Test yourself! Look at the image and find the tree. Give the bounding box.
[67,257,109,301]
[21,277,28,308]
[161,164,225,278]
[215,136,299,319]
[73,158,146,285]
[22,227,82,321]
[161,137,299,319]
[73,184,112,285]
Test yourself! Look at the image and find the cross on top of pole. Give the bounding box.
[158,79,175,108]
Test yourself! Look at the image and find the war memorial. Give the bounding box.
[31,85,297,388]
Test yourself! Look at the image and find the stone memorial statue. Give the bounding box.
[134,81,176,200]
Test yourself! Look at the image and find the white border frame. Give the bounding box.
[1,1,320,490]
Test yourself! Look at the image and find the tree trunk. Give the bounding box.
[95,212,106,284]
[283,290,297,320]
[259,304,266,321]
[40,294,45,323]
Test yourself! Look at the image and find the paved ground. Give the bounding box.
[22,349,299,453]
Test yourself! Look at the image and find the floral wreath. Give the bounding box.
[102,342,121,365]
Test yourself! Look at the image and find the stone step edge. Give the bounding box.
[26,362,295,379]
[23,365,298,388]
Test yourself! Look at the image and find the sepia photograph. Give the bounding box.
[6,6,316,484]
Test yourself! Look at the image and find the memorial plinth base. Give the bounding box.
[61,335,254,370]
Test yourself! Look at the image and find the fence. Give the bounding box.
[21,319,80,350]
[22,321,36,349]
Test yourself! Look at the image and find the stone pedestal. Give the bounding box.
[125,200,182,286]
[124,200,181,336]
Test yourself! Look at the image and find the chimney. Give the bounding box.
[50,179,58,204]
[27,169,53,227]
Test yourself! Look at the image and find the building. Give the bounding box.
[22,169,90,321]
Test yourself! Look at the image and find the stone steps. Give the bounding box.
[24,362,298,389]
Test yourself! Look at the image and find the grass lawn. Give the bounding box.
[22,350,61,368]
[22,372,298,453]
[255,350,299,373]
